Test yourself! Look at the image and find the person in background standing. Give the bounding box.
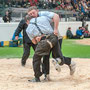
[15,15,36,66]
[3,10,12,23]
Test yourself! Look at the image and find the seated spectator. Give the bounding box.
[66,27,74,39]
[76,27,84,39]
[66,27,81,39]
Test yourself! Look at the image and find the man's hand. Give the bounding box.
[15,36,18,40]
[32,37,37,44]
[54,29,58,36]
[36,36,41,42]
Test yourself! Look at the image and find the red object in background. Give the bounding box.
[28,0,33,6]
[28,0,38,6]
[84,31,89,33]
[35,0,38,3]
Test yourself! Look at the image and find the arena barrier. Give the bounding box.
[0,40,23,47]
[0,22,90,41]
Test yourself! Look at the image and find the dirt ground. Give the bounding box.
[0,58,90,90]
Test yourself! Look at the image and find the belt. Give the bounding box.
[41,34,50,40]
[47,40,53,48]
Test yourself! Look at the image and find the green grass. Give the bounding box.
[0,39,90,58]
[0,47,34,58]
[62,39,90,58]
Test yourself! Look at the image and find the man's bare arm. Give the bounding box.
[52,13,60,36]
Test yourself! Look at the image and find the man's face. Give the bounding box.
[28,9,38,18]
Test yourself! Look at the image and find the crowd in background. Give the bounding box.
[0,0,90,22]
[0,0,90,12]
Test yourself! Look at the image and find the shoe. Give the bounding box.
[21,60,26,67]
[52,58,61,72]
[80,35,84,39]
[69,61,76,75]
[43,74,51,81]
[28,77,40,82]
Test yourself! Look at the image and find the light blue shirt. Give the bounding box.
[38,11,55,28]
[38,11,55,18]
[26,16,54,40]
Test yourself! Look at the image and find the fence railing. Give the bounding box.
[0,7,79,22]
[0,7,90,22]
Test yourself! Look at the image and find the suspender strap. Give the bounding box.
[30,18,43,34]
[35,18,43,34]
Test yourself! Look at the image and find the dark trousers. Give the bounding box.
[22,43,36,64]
[42,55,50,75]
[58,38,71,65]
[33,34,65,78]
[42,38,71,75]
[42,39,64,75]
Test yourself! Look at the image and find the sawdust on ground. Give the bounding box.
[0,58,90,90]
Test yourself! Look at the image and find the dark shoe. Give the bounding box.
[21,60,26,66]
[43,74,51,82]
[28,77,40,82]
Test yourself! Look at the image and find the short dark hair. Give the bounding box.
[68,27,71,29]
[28,6,38,12]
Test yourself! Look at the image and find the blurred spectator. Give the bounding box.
[66,27,81,39]
[3,10,12,23]
[81,0,88,14]
[76,27,84,39]
[0,0,89,12]
[66,27,74,39]
[29,0,38,6]
[83,24,90,38]
[78,12,87,27]
[22,0,28,8]
[38,0,43,8]
[85,24,89,31]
